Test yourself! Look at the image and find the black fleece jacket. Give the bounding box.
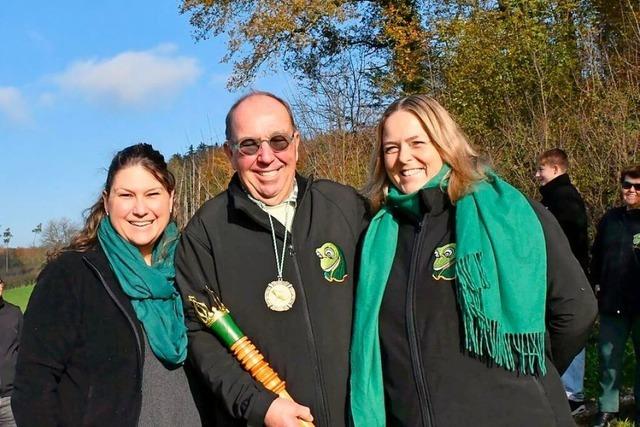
[12,248,145,427]
[539,173,590,272]
[0,297,22,398]
[175,174,368,427]
[591,207,640,314]
[379,187,597,427]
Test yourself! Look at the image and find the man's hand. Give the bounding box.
[264,397,313,427]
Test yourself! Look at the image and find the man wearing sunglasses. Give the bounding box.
[175,91,369,427]
[592,165,640,427]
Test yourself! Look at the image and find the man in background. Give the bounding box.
[536,148,590,415]
[0,277,22,427]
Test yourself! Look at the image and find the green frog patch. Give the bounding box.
[634,233,640,250]
[433,243,456,281]
[315,242,348,283]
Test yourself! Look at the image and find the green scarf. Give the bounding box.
[98,217,188,366]
[350,164,547,426]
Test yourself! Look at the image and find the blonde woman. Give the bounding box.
[350,95,597,427]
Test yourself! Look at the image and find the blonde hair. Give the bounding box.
[363,95,486,212]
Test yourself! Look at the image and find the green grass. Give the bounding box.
[4,283,35,312]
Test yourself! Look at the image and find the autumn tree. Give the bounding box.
[180,0,432,95]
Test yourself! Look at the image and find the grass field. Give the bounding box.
[4,283,35,312]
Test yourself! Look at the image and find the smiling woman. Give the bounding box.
[11,144,203,427]
[103,164,174,264]
[351,95,597,427]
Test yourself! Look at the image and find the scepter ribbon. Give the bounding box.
[187,287,314,427]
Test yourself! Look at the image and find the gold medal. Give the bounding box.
[264,280,296,312]
[262,205,296,312]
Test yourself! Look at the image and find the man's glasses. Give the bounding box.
[228,133,294,156]
[622,181,640,191]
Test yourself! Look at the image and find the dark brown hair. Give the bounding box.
[620,164,640,183]
[51,143,175,259]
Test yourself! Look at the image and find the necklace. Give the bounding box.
[264,208,296,311]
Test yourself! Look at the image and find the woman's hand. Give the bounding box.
[264,397,313,427]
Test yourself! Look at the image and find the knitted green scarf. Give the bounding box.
[350,164,547,426]
[98,217,188,366]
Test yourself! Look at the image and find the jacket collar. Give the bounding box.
[391,186,450,224]
[227,172,310,238]
[82,245,137,317]
[539,173,571,198]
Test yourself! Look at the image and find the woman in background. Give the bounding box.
[12,143,202,427]
[350,95,597,427]
[591,165,640,427]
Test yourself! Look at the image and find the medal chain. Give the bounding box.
[267,208,290,281]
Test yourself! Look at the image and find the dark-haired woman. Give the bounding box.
[12,144,202,427]
[591,165,640,427]
[350,95,597,426]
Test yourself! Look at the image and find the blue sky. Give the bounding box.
[0,1,293,247]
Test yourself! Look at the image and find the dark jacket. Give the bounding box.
[379,187,597,427]
[12,247,145,427]
[591,207,640,314]
[0,297,22,398]
[539,173,590,272]
[175,174,369,427]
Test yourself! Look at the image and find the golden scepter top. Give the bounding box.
[187,286,229,327]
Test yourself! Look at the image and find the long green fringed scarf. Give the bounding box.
[98,217,188,366]
[350,164,547,427]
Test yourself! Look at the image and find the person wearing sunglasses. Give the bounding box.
[175,91,369,427]
[592,165,640,427]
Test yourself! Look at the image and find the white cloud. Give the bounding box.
[209,72,230,86]
[0,87,31,124]
[54,44,201,108]
[38,92,55,107]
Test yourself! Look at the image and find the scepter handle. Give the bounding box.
[188,296,314,426]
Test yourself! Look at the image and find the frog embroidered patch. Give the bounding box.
[315,242,348,283]
[432,243,456,281]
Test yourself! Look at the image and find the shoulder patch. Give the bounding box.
[633,233,640,250]
[315,242,348,283]
[432,243,456,281]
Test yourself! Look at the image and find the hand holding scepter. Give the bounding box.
[187,287,314,427]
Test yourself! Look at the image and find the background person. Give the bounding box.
[535,148,590,415]
[0,276,22,427]
[535,148,589,271]
[591,165,640,427]
[12,144,202,427]
[350,95,597,427]
[175,91,369,427]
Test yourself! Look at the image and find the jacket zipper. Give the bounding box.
[83,257,144,426]
[406,220,435,427]
[289,239,332,427]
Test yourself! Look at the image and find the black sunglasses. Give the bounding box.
[229,133,294,156]
[622,181,640,191]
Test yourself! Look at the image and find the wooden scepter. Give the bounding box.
[187,287,314,427]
